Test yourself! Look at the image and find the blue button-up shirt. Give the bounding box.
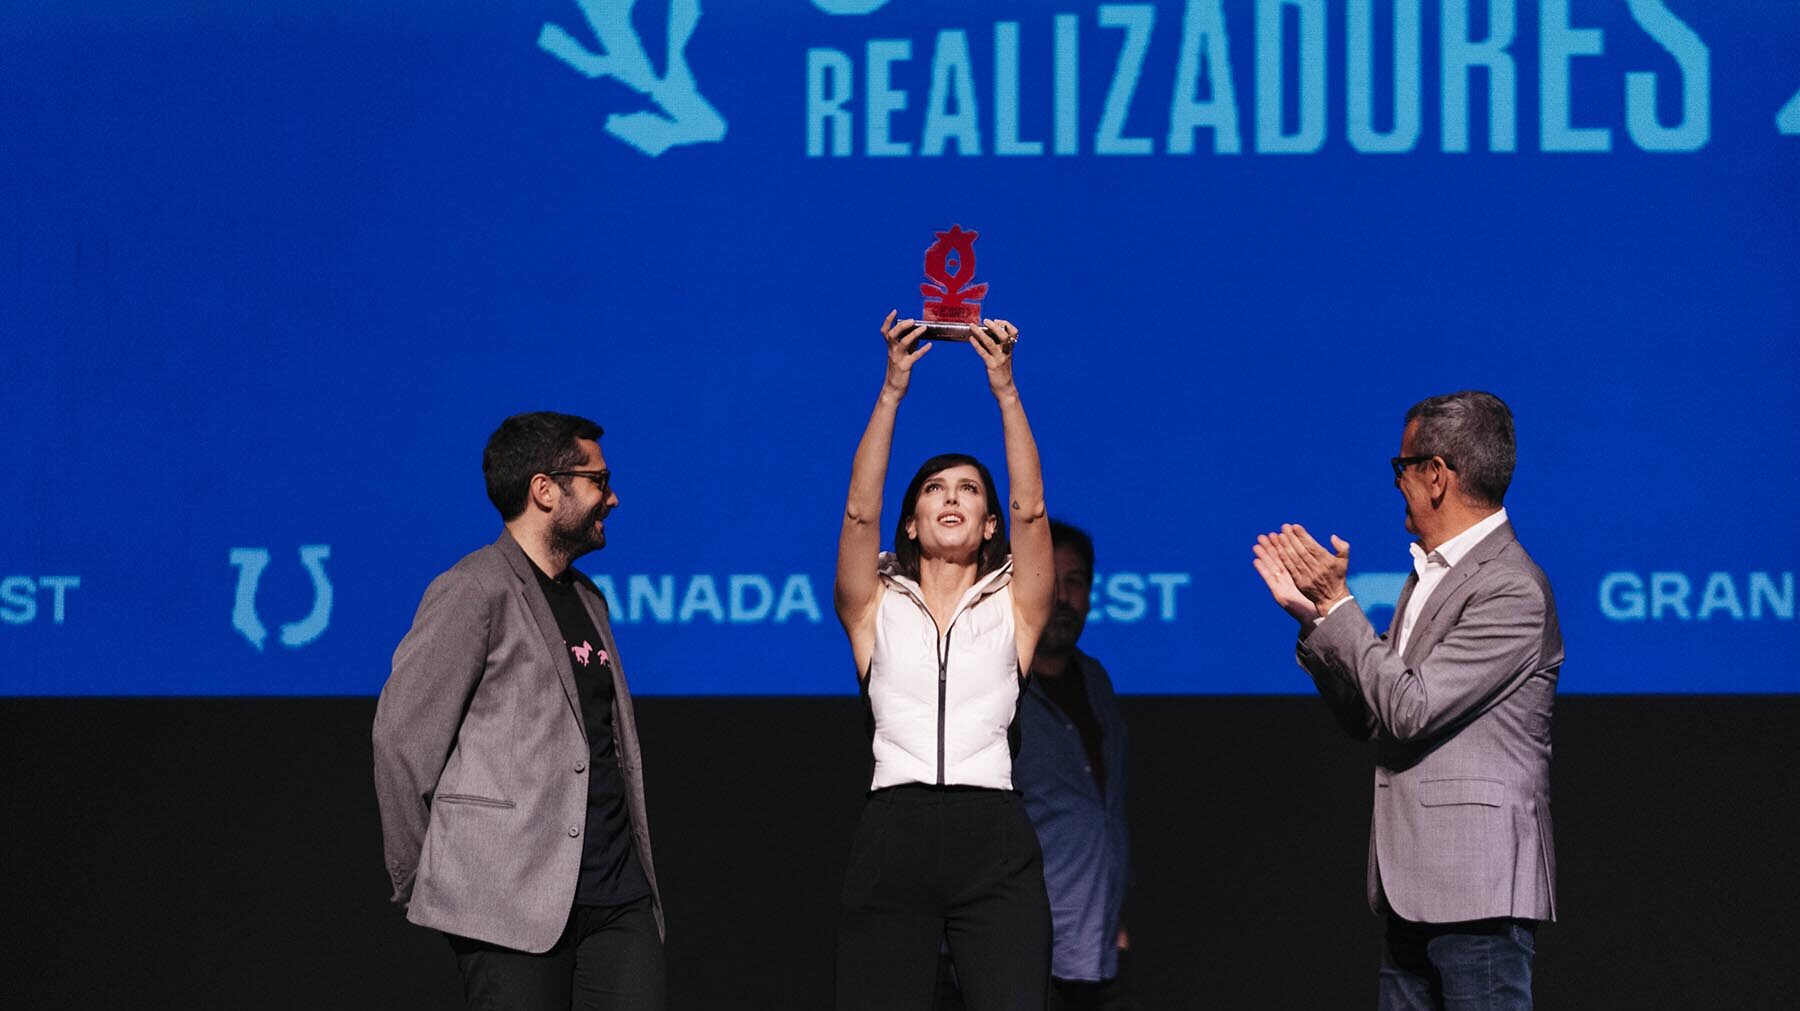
[1015,649,1131,981]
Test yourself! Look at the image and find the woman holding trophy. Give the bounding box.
[833,311,1055,1010]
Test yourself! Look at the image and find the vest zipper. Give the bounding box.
[936,624,953,786]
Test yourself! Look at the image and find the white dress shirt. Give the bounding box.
[1395,508,1509,654]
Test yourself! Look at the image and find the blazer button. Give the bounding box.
[574,760,586,773]
[568,825,581,838]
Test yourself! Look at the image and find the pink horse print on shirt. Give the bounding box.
[568,640,613,670]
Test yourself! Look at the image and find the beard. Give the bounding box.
[549,500,609,560]
[1037,604,1086,657]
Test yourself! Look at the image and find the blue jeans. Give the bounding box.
[1377,916,1537,1011]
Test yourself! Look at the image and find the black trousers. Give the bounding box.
[448,895,665,1011]
[836,785,1051,1011]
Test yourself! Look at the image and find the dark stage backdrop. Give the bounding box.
[5,695,1796,1009]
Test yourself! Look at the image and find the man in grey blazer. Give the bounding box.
[374,411,665,1010]
[1252,391,1561,1011]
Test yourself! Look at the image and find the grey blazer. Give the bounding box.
[373,532,662,953]
[1298,522,1561,924]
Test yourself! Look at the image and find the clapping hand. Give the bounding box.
[1253,534,1319,623]
[1258,524,1351,620]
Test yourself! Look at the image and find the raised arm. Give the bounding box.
[835,311,930,675]
[970,319,1053,669]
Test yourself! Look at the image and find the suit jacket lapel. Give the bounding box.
[1403,522,1517,668]
[576,580,637,758]
[495,532,587,742]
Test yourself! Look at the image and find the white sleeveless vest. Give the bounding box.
[867,553,1021,790]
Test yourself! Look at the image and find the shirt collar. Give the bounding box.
[1409,507,1509,573]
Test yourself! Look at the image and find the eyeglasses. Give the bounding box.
[1390,455,1454,480]
[546,469,611,496]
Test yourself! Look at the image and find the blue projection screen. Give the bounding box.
[4,1,1796,695]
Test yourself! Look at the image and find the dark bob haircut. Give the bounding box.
[891,453,1010,581]
[482,411,604,520]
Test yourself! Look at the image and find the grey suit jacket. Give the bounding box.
[1298,522,1561,924]
[372,531,663,953]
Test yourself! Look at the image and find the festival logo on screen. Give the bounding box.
[1598,570,1795,622]
[1348,571,1409,629]
[810,1,892,12]
[529,2,1757,160]
[589,573,825,625]
[580,569,1195,625]
[802,2,1722,158]
[1082,571,1193,625]
[0,575,81,626]
[539,0,727,156]
[228,546,334,651]
[1781,88,1800,134]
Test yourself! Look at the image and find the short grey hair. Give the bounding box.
[1404,391,1516,506]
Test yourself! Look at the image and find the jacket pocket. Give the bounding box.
[1418,778,1504,808]
[435,792,515,809]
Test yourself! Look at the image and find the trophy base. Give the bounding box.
[921,320,1015,353]
[922,321,976,342]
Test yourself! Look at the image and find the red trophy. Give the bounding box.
[918,224,993,344]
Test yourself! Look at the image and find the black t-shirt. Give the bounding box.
[532,562,651,907]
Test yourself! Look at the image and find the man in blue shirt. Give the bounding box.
[935,519,1137,1011]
